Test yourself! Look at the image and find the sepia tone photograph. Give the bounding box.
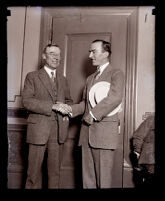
[1,0,159,191]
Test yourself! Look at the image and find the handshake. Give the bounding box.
[52,102,72,117]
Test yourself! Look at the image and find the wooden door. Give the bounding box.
[41,7,138,188]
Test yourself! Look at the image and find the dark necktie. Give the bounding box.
[51,71,55,82]
[94,69,100,80]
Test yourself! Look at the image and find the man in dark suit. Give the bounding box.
[62,39,125,188]
[132,114,155,186]
[22,44,73,189]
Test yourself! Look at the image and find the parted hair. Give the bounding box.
[43,43,60,53]
[92,39,112,56]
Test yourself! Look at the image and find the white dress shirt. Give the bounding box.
[96,62,109,77]
[44,66,56,78]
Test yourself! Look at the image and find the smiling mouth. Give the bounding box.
[52,60,58,63]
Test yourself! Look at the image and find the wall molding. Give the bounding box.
[8,123,27,131]
[8,107,28,119]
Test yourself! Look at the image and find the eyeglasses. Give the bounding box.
[46,53,60,58]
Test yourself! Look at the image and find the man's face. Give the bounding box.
[89,42,108,66]
[43,46,61,70]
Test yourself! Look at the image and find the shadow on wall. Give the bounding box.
[82,57,96,79]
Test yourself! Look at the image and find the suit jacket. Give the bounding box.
[72,64,125,149]
[133,115,155,164]
[22,67,73,145]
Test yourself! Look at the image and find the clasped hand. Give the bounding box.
[52,102,72,116]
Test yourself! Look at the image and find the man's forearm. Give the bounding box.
[70,101,85,118]
[22,98,53,115]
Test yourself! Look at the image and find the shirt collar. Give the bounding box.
[44,66,56,78]
[97,62,109,75]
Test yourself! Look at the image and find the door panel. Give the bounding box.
[51,8,127,188]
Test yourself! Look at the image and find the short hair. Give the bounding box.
[92,39,112,56]
[43,43,60,54]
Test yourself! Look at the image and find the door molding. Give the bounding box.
[40,5,138,167]
[124,8,138,163]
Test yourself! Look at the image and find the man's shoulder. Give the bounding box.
[110,67,123,74]
[146,115,155,128]
[57,72,67,80]
[108,68,124,81]
[26,68,43,76]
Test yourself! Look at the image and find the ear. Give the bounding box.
[104,51,109,58]
[42,53,46,60]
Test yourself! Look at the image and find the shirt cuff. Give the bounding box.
[68,112,72,117]
[90,111,97,121]
[134,151,140,157]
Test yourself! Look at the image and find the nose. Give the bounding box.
[89,52,93,58]
[53,56,60,61]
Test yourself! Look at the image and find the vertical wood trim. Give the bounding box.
[63,34,68,77]
[124,8,138,163]
[20,7,27,97]
[122,8,138,188]
[38,8,53,67]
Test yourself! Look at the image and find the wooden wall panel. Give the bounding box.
[7,7,42,188]
[7,7,41,108]
[8,123,28,189]
[7,7,26,103]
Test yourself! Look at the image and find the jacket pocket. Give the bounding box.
[101,114,118,122]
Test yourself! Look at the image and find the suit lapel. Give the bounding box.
[86,71,98,110]
[55,70,63,102]
[38,68,55,100]
[87,73,96,102]
[97,64,112,81]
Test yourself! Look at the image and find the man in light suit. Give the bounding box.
[63,39,125,188]
[22,44,73,189]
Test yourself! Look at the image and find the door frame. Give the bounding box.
[39,6,138,185]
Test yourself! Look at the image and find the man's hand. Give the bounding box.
[52,102,72,116]
[83,113,94,125]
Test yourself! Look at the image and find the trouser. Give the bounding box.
[133,164,155,187]
[81,143,115,189]
[25,121,63,189]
